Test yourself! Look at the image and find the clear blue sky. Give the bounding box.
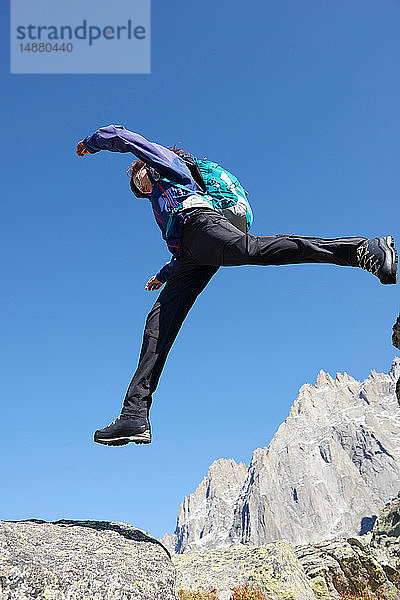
[1,0,399,539]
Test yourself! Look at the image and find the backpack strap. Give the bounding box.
[164,192,214,237]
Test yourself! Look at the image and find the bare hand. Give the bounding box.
[76,140,90,156]
[145,276,164,291]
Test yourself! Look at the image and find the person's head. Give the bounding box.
[128,160,153,198]
[127,146,190,199]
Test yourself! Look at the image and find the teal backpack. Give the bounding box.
[162,157,253,236]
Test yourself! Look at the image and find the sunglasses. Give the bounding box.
[134,166,150,194]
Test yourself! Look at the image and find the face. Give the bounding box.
[135,166,153,195]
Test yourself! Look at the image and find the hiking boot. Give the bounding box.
[356,236,398,284]
[94,415,151,446]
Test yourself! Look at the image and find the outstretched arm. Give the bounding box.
[77,124,194,186]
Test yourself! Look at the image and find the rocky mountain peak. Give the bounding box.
[163,359,400,555]
[162,458,247,554]
[315,369,336,387]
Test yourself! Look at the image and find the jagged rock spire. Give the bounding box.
[163,359,400,554]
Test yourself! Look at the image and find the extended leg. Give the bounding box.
[94,262,218,445]
[121,263,219,418]
[181,209,397,283]
[182,209,364,268]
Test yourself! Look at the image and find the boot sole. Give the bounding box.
[94,431,151,446]
[379,236,398,284]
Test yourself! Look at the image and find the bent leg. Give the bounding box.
[121,263,218,418]
[182,209,365,268]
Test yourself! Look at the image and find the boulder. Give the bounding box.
[0,519,177,600]
[370,494,400,585]
[295,536,400,599]
[173,540,317,600]
[293,495,400,598]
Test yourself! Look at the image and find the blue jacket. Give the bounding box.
[83,124,204,282]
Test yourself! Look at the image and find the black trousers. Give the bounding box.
[121,208,365,417]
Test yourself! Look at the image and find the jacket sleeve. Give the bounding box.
[82,124,194,186]
[155,256,180,283]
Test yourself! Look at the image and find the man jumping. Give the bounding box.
[76,124,398,446]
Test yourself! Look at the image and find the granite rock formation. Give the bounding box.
[165,458,247,554]
[370,493,400,577]
[174,541,317,600]
[1,498,399,600]
[174,496,400,600]
[163,359,400,554]
[0,519,176,600]
[295,494,400,599]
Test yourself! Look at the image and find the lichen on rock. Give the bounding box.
[0,519,177,600]
[173,540,316,600]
